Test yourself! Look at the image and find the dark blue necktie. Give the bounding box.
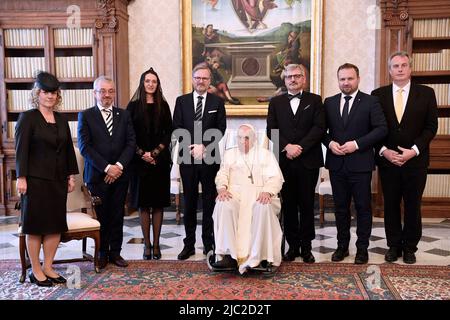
[342,96,352,127]
[288,92,302,100]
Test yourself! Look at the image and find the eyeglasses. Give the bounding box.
[95,89,115,95]
[193,77,210,82]
[285,74,304,80]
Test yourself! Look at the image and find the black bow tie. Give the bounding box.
[288,93,302,100]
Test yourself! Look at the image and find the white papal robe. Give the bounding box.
[213,145,284,274]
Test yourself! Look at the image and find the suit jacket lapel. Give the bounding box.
[347,91,362,125]
[400,84,417,125]
[94,106,111,138]
[111,107,120,139]
[187,92,195,122]
[331,94,343,129]
[384,84,399,125]
[202,93,214,124]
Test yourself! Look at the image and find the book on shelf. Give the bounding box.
[7,90,29,111]
[53,28,93,46]
[7,121,16,139]
[423,174,450,197]
[60,89,93,111]
[4,28,44,47]
[55,56,93,78]
[412,49,450,72]
[5,57,45,78]
[423,84,450,106]
[68,121,78,139]
[413,18,450,38]
[437,118,450,135]
[7,89,93,112]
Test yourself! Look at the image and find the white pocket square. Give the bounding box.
[208,109,218,113]
[303,105,311,110]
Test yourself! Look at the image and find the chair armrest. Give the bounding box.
[81,184,102,219]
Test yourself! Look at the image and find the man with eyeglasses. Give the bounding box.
[173,63,226,260]
[78,75,136,269]
[267,63,326,263]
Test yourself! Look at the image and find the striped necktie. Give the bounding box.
[102,108,113,136]
[195,96,203,121]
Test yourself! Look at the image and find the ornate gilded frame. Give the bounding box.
[181,0,323,116]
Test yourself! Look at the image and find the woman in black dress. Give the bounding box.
[127,68,173,260]
[15,72,78,286]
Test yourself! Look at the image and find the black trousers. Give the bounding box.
[180,163,218,250]
[87,180,129,258]
[281,163,319,251]
[329,167,373,250]
[379,166,427,252]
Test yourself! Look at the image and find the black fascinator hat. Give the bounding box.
[35,71,60,92]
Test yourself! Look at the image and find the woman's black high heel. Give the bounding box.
[29,271,53,287]
[152,246,161,260]
[143,245,152,260]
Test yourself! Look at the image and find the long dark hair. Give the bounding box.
[129,67,167,132]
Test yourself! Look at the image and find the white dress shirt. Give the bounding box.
[96,104,123,172]
[287,90,302,115]
[379,81,419,157]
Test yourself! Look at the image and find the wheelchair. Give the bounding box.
[206,204,285,276]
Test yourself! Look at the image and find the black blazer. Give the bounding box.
[172,92,226,164]
[266,91,326,170]
[77,106,136,184]
[323,91,387,172]
[371,84,438,168]
[15,109,78,180]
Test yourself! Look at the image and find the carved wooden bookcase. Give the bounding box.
[0,0,130,215]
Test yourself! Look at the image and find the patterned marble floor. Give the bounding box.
[1,210,449,266]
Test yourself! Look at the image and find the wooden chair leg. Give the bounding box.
[175,194,181,225]
[82,237,87,255]
[319,194,325,226]
[19,234,27,283]
[93,232,100,273]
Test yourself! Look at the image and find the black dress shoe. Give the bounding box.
[354,249,369,264]
[110,255,129,267]
[212,255,237,269]
[143,246,152,260]
[331,247,349,262]
[178,246,195,260]
[403,250,416,264]
[385,247,402,262]
[301,251,315,263]
[98,256,108,269]
[152,246,161,260]
[29,272,53,287]
[46,274,67,284]
[282,248,301,261]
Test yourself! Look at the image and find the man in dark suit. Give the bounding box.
[267,64,326,263]
[78,76,136,268]
[173,64,226,260]
[323,63,387,264]
[372,51,438,264]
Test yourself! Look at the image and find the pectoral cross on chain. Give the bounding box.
[248,173,254,184]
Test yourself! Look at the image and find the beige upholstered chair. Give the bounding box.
[18,145,101,283]
[317,167,332,226]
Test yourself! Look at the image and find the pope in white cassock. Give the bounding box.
[212,123,284,274]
